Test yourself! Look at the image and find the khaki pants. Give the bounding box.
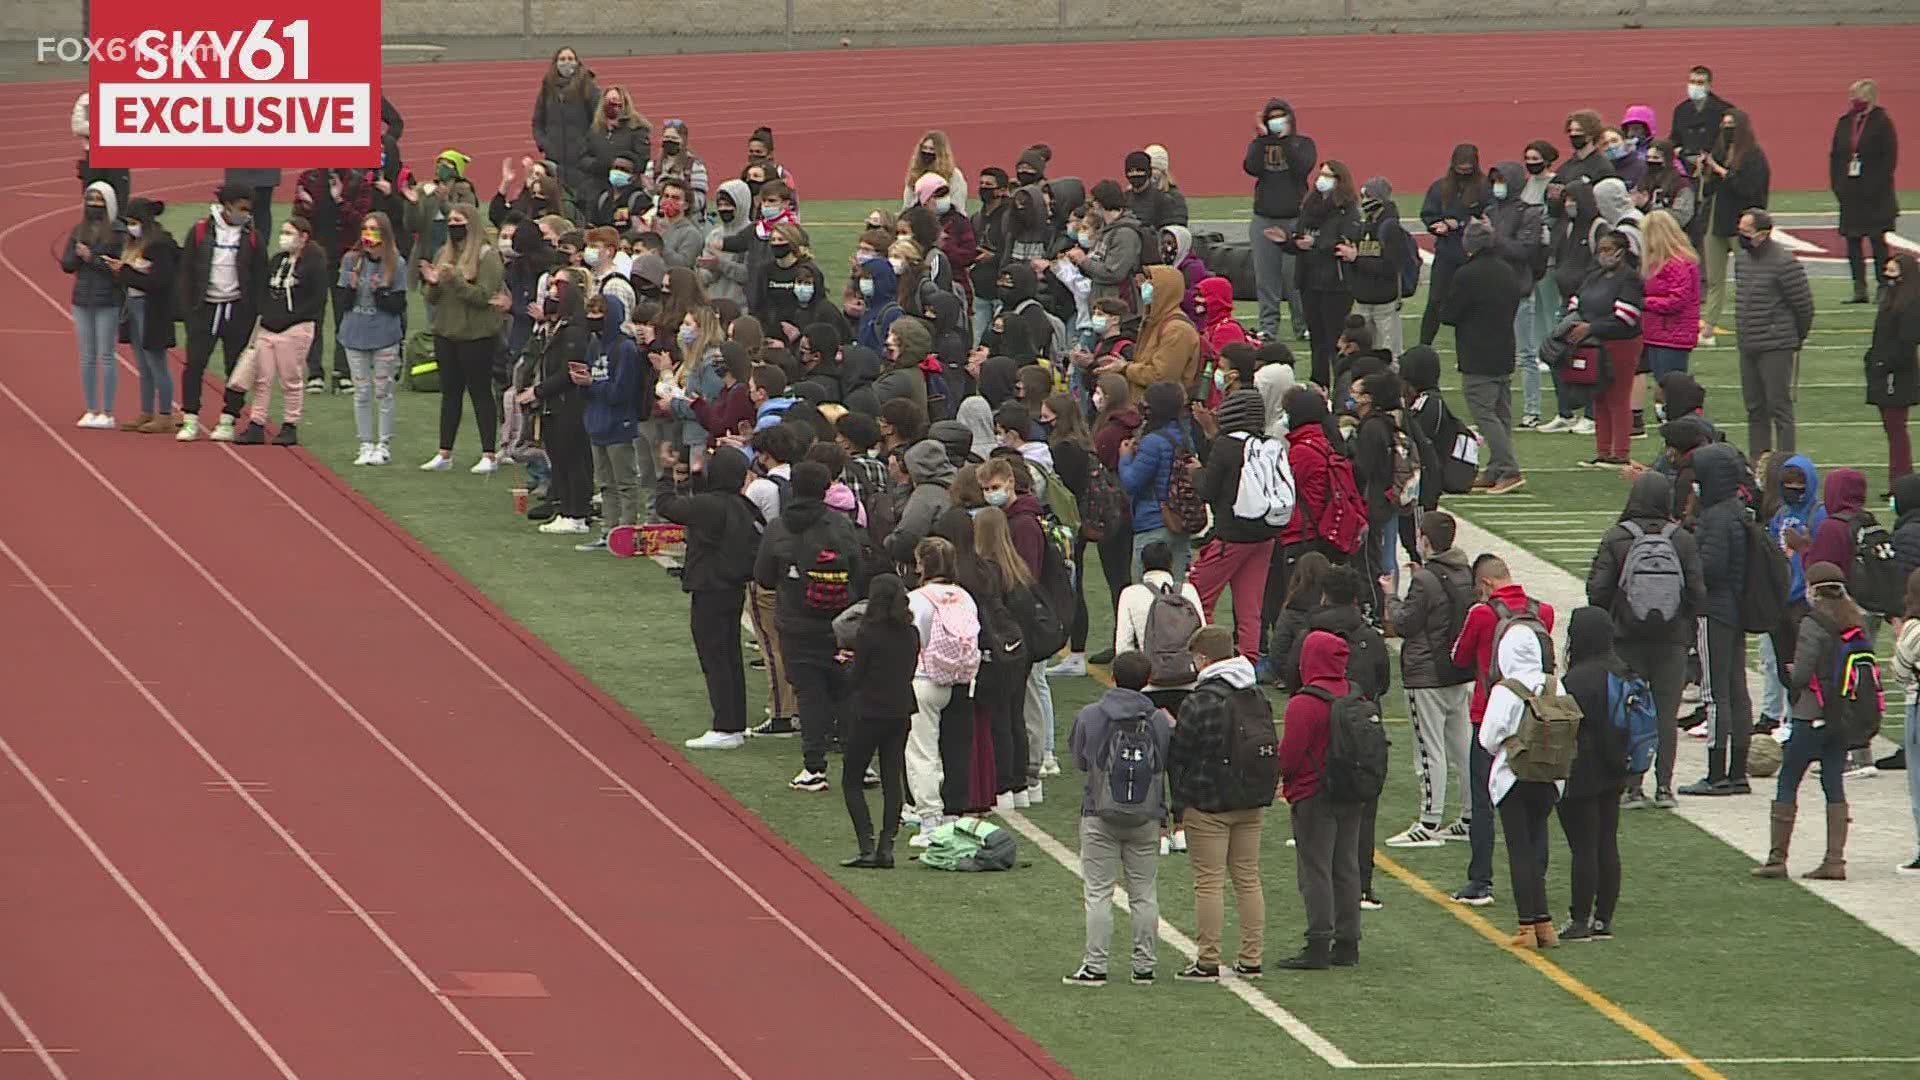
[1702,232,1735,332]
[747,583,796,720]
[1185,806,1266,968]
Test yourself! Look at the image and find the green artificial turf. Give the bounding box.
[149,197,1920,1080]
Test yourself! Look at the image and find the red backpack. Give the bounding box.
[1296,440,1367,555]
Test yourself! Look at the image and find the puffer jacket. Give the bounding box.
[1787,609,1845,722]
[1734,238,1814,353]
[61,226,123,307]
[1866,295,1920,409]
[1585,471,1708,642]
[1641,254,1702,349]
[1119,419,1189,533]
[1385,547,1475,688]
[1691,444,1749,627]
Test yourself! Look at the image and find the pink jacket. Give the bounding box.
[1640,256,1701,349]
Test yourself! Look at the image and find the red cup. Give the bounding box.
[511,487,529,515]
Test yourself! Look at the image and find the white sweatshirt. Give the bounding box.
[1479,624,1564,804]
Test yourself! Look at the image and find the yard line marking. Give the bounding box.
[994,810,1357,1070]
[1350,1055,1920,1070]
[0,989,70,1079]
[1372,853,1728,1080]
[0,535,522,1080]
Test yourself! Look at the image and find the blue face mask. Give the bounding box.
[858,278,875,298]
[608,169,631,188]
[1491,182,1509,200]
[1604,144,1629,162]
[1139,281,1154,307]
[794,283,815,304]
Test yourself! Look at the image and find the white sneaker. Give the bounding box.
[1686,721,1710,739]
[1169,829,1187,852]
[76,412,98,428]
[90,413,116,429]
[1160,835,1172,855]
[1027,780,1043,805]
[1012,789,1031,809]
[1536,415,1573,434]
[538,516,590,535]
[1697,333,1717,348]
[1039,754,1062,778]
[909,829,936,848]
[175,415,202,441]
[994,793,1016,813]
[684,730,745,750]
[1385,822,1445,848]
[1844,764,1879,780]
[369,444,392,466]
[207,416,236,442]
[419,454,453,472]
[469,455,498,475]
[353,443,376,466]
[1046,654,1088,678]
[1571,417,1596,436]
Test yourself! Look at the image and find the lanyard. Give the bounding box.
[1851,111,1870,155]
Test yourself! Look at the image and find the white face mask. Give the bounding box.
[888,256,907,275]
[1092,391,1107,411]
[1314,175,1335,194]
[858,278,875,298]
[278,229,300,251]
[127,222,143,239]
[934,197,953,215]
[584,247,603,268]
[497,237,514,255]
[1687,83,1708,102]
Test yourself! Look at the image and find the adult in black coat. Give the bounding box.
[529,47,598,195]
[1671,66,1736,168]
[576,87,652,213]
[1867,255,1920,484]
[1831,80,1900,303]
[1418,144,1491,347]
[1441,221,1528,491]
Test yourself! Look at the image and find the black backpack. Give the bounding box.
[1846,511,1903,617]
[1302,686,1389,803]
[1738,516,1791,634]
[796,518,857,615]
[1210,683,1280,811]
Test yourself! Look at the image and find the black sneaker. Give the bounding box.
[1450,885,1494,906]
[748,656,767,670]
[1089,648,1116,666]
[1620,788,1650,809]
[1677,777,1736,797]
[1898,856,1920,875]
[233,421,268,445]
[1875,748,1906,771]
[751,716,798,738]
[1130,969,1155,985]
[1558,919,1594,942]
[1723,778,1752,795]
[334,374,354,394]
[271,423,298,447]
[1330,940,1359,967]
[1174,962,1219,983]
[1061,966,1107,988]
[1589,919,1614,940]
[1230,962,1263,979]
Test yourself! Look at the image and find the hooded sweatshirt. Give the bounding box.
[1592,178,1645,259]
[1123,265,1203,392]
[1255,362,1296,439]
[1351,180,1411,306]
[657,448,763,594]
[886,440,958,563]
[1692,443,1751,626]
[1892,473,1920,585]
[753,493,867,639]
[855,256,903,351]
[1767,454,1826,603]
[1387,546,1476,688]
[1244,98,1317,220]
[1169,655,1272,813]
[1071,687,1173,817]
[582,296,642,446]
[259,242,329,332]
[1278,632,1349,803]
[1161,224,1209,319]
[1479,619,1562,805]
[955,396,999,461]
[873,315,932,415]
[1285,603,1391,700]
[1560,607,1633,801]
[1486,161,1546,285]
[699,178,754,304]
[1807,467,1869,581]
[1586,471,1708,641]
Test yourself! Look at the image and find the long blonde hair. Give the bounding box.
[1641,210,1697,279]
[349,209,400,288]
[675,305,725,386]
[972,507,1033,588]
[905,130,957,193]
[433,204,487,282]
[592,85,649,134]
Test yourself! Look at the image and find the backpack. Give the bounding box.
[924,367,952,422]
[1092,713,1165,826]
[1078,458,1126,542]
[1738,516,1791,634]
[919,818,1017,872]
[1030,461,1082,532]
[1387,417,1425,510]
[1397,228,1422,299]
[1014,297,1069,363]
[1846,512,1903,617]
[1144,582,1203,686]
[1025,543,1073,659]
[767,473,792,515]
[1296,441,1368,555]
[1396,408,1444,512]
[1608,671,1659,775]
[403,329,440,392]
[1154,433,1208,537]
[1213,684,1282,810]
[1499,677,1584,783]
[1303,686,1389,804]
[916,585,982,686]
[1485,598,1552,687]
[1814,625,1884,750]
[1226,432,1296,527]
[1617,521,1686,630]
[796,519,856,615]
[1418,392,1480,495]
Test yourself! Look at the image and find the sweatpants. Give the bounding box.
[980,660,1029,795]
[1407,684,1473,825]
[1249,214,1303,338]
[1190,537,1275,662]
[1353,300,1403,359]
[248,323,314,425]
[591,441,642,528]
[785,641,847,777]
[1023,657,1051,782]
[1696,617,1752,782]
[1461,373,1519,483]
[1185,807,1265,968]
[907,678,953,821]
[690,589,747,734]
[1301,287,1352,388]
[1617,637,1687,793]
[182,300,255,416]
[346,344,400,445]
[1592,338,1642,460]
[1556,792,1621,925]
[434,335,498,454]
[544,404,592,521]
[1499,780,1559,924]
[842,716,908,846]
[1079,816,1161,976]
[1738,348,1797,457]
[748,584,798,721]
[1289,792,1361,946]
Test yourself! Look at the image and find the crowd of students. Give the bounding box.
[56,54,1920,974]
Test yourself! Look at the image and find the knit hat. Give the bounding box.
[1360,176,1393,204]
[890,315,932,364]
[629,253,667,289]
[1214,389,1265,436]
[1805,561,1847,589]
[1124,150,1153,175]
[1463,219,1493,255]
[1145,144,1169,174]
[436,149,472,177]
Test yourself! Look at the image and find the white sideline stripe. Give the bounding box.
[1352,1056,1920,1071]
[994,810,1358,1070]
[0,988,70,1079]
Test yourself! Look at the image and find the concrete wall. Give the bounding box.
[2,0,1909,43]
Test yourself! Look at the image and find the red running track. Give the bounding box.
[0,118,1067,1080]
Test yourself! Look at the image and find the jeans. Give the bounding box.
[1024,657,1054,774]
[1515,292,1542,418]
[1556,793,1621,925]
[1367,513,1401,614]
[1250,214,1303,337]
[690,589,747,735]
[1353,300,1403,358]
[1776,720,1848,805]
[1290,793,1361,946]
[1738,348,1796,457]
[1467,737,1495,890]
[346,344,400,446]
[1185,807,1266,968]
[971,295,994,347]
[1189,537,1275,661]
[1645,344,1692,383]
[1461,373,1519,482]
[1130,526,1191,583]
[843,716,908,847]
[125,295,173,415]
[1758,633,1787,723]
[73,304,120,414]
[1079,816,1161,975]
[304,273,350,382]
[1499,780,1559,924]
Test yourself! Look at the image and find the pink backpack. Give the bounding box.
[916,584,982,686]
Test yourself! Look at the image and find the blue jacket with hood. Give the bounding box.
[582,295,642,447]
[1766,453,1825,605]
[855,256,903,352]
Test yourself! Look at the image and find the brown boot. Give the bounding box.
[120,412,152,432]
[1752,801,1796,878]
[1534,919,1561,948]
[138,413,176,434]
[1509,924,1538,949]
[1802,802,1848,880]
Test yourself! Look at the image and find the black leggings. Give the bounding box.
[842,716,908,846]
[1301,287,1353,388]
[1499,780,1558,924]
[544,402,593,520]
[1846,232,1892,289]
[1556,792,1621,925]
[1418,256,1461,347]
[938,683,975,816]
[1069,538,1092,653]
[980,658,1030,795]
[435,334,499,453]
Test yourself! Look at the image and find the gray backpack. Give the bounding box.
[1618,521,1685,630]
[1144,583,1202,685]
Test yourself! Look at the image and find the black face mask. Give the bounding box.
[717,207,736,224]
[1453,166,1476,177]
[1569,133,1590,151]
[1646,159,1667,174]
[447,224,469,244]
[770,244,792,261]
[1782,485,1807,503]
[84,205,106,221]
[1524,160,1548,175]
[543,297,561,317]
[1127,173,1149,190]
[586,316,605,334]
[919,150,936,165]
[1016,171,1038,186]
[661,141,682,156]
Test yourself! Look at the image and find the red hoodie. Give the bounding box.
[1005,493,1047,581]
[1281,423,1338,546]
[1450,583,1556,723]
[1279,630,1349,803]
[1197,276,1250,408]
[1094,407,1142,473]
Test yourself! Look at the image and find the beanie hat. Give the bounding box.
[890,315,932,364]
[1360,176,1393,204]
[1124,150,1153,174]
[1214,389,1266,436]
[436,150,472,177]
[1145,144,1169,174]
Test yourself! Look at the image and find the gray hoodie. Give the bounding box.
[1069,686,1173,817]
[886,440,957,564]
[699,178,753,304]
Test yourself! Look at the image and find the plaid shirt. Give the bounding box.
[841,453,891,509]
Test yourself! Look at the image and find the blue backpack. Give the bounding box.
[1608,672,1658,775]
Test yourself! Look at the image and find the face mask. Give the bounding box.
[1453,166,1476,177]
[1569,133,1590,151]
[1092,391,1108,411]
[556,60,578,77]
[278,229,300,250]
[1091,315,1110,333]
[1315,175,1336,194]
[1851,99,1871,114]
[1075,230,1091,248]
[436,162,457,182]
[1139,282,1154,307]
[85,204,106,221]
[587,316,605,333]
[544,297,562,318]
[771,244,792,262]
[760,203,783,220]
[1266,116,1289,136]
[1524,160,1548,175]
[224,208,251,228]
[1213,368,1229,391]
[1783,485,1807,503]
[888,256,907,275]
[584,247,604,268]
[127,222,143,239]
[919,149,936,165]
[678,326,699,346]
[1128,174,1149,190]
[361,228,382,248]
[1597,253,1623,270]
[1604,144,1629,162]
[1491,182,1509,200]
[604,100,622,118]
[984,489,1011,508]
[933,197,953,215]
[1646,158,1666,173]
[497,237,514,257]
[662,140,683,157]
[859,278,875,298]
[1739,234,1758,252]
[1687,83,1708,102]
[717,207,736,224]
[608,169,631,188]
[1016,171,1038,186]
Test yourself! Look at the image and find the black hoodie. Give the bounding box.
[657,450,764,594]
[1691,443,1748,627]
[1585,471,1708,643]
[754,494,869,639]
[1244,98,1317,220]
[1560,607,1632,801]
[1891,473,1920,585]
[1285,603,1391,700]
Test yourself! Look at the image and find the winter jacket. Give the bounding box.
[1550,184,1602,299]
[1486,163,1546,287]
[258,247,329,333]
[1692,444,1750,627]
[578,120,652,202]
[1807,468,1869,580]
[1196,428,1282,544]
[853,256,903,352]
[1641,255,1702,349]
[1787,610,1845,722]
[849,617,921,720]
[1386,547,1476,688]
[1277,632,1347,804]
[1568,262,1645,341]
[1350,410,1399,532]
[970,197,1012,301]
[1163,225,1209,319]
[1285,604,1390,703]
[886,441,957,563]
[753,495,868,638]
[1479,624,1562,805]
[1767,454,1827,604]
[1452,584,1556,723]
[1867,297,1920,409]
[60,226,122,308]
[1420,176,1490,265]
[424,249,507,342]
[1892,474,1920,586]
[1830,106,1899,237]
[1119,420,1188,533]
[1082,210,1145,307]
[657,451,764,594]
[582,299,642,446]
[112,232,179,349]
[1071,687,1174,817]
[1293,197,1362,294]
[1441,251,1525,376]
[177,210,267,313]
[1244,100,1317,220]
[1279,423,1342,547]
[1093,406,1143,473]
[1704,148,1769,239]
[1734,238,1813,353]
[1005,493,1047,582]
[1350,200,1411,306]
[1586,471,1708,642]
[531,78,599,190]
[1672,93,1734,161]
[1557,608,1630,801]
[1122,266,1203,392]
[1170,655,1273,813]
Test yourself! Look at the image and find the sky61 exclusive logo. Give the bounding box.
[88,4,381,169]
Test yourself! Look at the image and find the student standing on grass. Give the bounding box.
[1698,110,1770,346]
[1679,444,1755,796]
[1481,612,1564,950]
[839,573,919,870]
[579,294,643,551]
[1564,230,1645,468]
[1637,211,1701,387]
[420,204,507,474]
[1245,98,1315,341]
[1867,255,1920,484]
[1557,607,1631,941]
[61,182,123,430]
[666,448,764,753]
[105,198,178,435]
[1441,220,1528,495]
[1119,382,1196,582]
[1114,540,1206,713]
[1277,629,1361,971]
[1732,209,1812,458]
[905,537,981,839]
[338,211,409,466]
[1418,144,1490,348]
[1383,512,1477,848]
[1190,389,1283,663]
[520,273,594,534]
[217,216,326,447]
[1758,456,1825,737]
